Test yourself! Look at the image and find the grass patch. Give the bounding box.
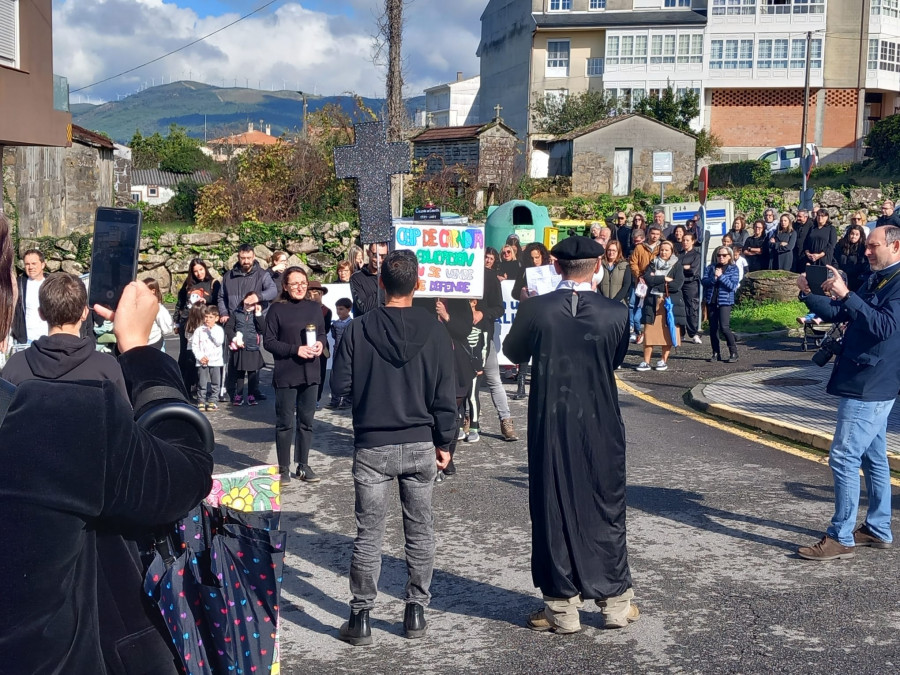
[728,300,809,333]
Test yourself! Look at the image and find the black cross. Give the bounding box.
[334,122,411,244]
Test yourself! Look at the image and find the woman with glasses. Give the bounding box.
[701,246,741,363]
[799,209,837,273]
[264,267,327,484]
[836,224,870,292]
[850,210,871,236]
[769,213,797,271]
[498,244,521,281]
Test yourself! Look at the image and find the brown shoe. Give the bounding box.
[853,523,892,549]
[500,418,519,442]
[797,535,855,561]
[526,608,580,634]
[603,602,640,629]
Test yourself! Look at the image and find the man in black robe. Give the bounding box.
[503,236,638,634]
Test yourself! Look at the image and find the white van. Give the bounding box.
[757,143,818,173]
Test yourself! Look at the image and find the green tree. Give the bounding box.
[529,90,620,136]
[866,113,900,168]
[633,86,699,131]
[129,124,215,173]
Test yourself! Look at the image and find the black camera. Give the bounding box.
[812,333,843,367]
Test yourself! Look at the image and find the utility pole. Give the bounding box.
[856,0,872,162]
[385,0,404,143]
[800,30,813,207]
[298,91,309,139]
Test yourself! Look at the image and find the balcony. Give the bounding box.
[53,74,69,112]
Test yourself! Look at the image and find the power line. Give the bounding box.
[70,0,282,93]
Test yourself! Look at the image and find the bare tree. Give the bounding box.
[374,0,406,142]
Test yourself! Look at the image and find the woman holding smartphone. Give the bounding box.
[264,267,326,484]
[701,246,741,363]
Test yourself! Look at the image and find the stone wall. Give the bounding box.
[15,220,359,296]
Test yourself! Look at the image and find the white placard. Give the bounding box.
[653,151,673,174]
[496,280,517,367]
[525,264,562,296]
[653,174,673,183]
[394,223,485,299]
[322,283,351,370]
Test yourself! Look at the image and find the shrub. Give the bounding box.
[708,160,771,188]
[866,113,900,168]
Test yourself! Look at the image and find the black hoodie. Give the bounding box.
[2,333,128,401]
[330,306,458,450]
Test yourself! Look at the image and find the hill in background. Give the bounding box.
[73,81,427,144]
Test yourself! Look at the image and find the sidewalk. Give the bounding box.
[686,362,900,471]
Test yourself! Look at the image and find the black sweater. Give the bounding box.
[330,306,458,449]
[263,299,327,388]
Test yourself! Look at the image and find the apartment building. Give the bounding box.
[422,74,482,127]
[478,0,898,171]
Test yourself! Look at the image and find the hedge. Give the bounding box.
[708,160,771,188]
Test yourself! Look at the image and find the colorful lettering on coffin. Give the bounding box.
[394,222,485,299]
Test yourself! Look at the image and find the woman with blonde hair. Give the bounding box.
[769,213,797,271]
[636,241,685,372]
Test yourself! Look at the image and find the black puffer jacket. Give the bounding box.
[641,260,686,326]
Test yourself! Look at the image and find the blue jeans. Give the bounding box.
[826,397,895,546]
[349,442,438,611]
[628,288,643,334]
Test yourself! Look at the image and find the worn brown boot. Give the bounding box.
[500,418,518,441]
[797,535,855,561]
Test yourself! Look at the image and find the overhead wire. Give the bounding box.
[70,0,283,93]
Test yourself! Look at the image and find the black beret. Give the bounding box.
[551,235,605,260]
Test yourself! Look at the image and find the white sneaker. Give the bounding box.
[635,361,651,372]
[465,430,480,443]
[629,333,637,343]
[457,427,467,441]
[692,335,702,344]
[654,360,668,371]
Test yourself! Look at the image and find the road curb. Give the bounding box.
[685,379,900,473]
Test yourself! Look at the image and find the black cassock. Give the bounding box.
[503,289,631,600]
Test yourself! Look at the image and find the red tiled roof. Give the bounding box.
[413,124,484,142]
[71,124,115,149]
[207,130,281,146]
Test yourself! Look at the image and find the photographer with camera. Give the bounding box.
[795,225,900,561]
[0,213,214,674]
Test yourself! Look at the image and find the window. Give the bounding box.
[148,187,159,198]
[546,40,570,77]
[544,89,568,105]
[549,0,572,9]
[586,57,605,76]
[0,0,18,68]
[760,0,790,13]
[880,40,899,72]
[792,0,824,13]
[712,0,756,15]
[131,193,141,203]
[759,151,778,164]
[606,35,648,65]
[757,38,789,68]
[590,0,606,7]
[872,0,900,17]
[676,86,701,100]
[869,39,879,70]
[790,38,823,69]
[606,87,645,111]
[664,0,691,6]
[677,34,703,63]
[650,34,677,63]
[710,39,753,69]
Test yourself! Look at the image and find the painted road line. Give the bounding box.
[616,377,900,488]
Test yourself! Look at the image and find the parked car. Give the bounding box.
[757,144,819,173]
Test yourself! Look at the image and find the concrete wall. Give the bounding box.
[4,142,115,238]
[824,0,866,90]
[571,116,695,195]
[478,126,519,185]
[479,0,534,153]
[0,0,70,147]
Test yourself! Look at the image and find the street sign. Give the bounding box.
[653,175,673,183]
[698,166,708,206]
[800,188,815,212]
[653,151,673,174]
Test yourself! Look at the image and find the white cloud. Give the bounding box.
[53,0,482,103]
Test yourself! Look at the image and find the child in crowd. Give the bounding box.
[225,291,265,406]
[328,298,353,408]
[191,305,224,411]
[733,245,748,283]
[336,261,352,283]
[182,301,207,398]
[142,278,173,350]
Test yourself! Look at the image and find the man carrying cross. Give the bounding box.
[503,236,638,634]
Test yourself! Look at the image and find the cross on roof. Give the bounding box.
[493,104,502,121]
[334,122,411,244]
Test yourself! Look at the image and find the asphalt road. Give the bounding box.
[182,336,900,674]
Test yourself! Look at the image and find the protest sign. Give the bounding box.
[495,280,518,367]
[394,221,485,298]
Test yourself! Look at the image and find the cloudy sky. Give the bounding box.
[54,0,484,103]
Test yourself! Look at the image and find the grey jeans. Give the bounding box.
[349,441,438,611]
[469,339,511,430]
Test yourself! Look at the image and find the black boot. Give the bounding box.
[725,350,739,363]
[339,609,373,646]
[707,353,721,362]
[403,603,427,639]
[513,370,527,400]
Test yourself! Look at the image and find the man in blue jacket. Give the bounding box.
[796,225,900,560]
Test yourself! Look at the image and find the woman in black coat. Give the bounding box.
[835,224,870,292]
[511,243,550,399]
[768,213,798,271]
[799,209,837,272]
[174,258,221,393]
[263,267,326,484]
[743,220,769,273]
[637,241,685,372]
